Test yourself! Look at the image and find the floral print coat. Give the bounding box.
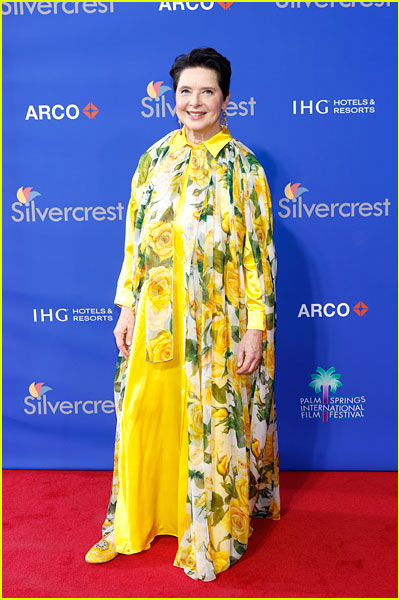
[112,130,280,581]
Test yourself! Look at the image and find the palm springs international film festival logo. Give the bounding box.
[300,367,366,423]
[24,382,115,415]
[141,79,256,119]
[278,182,391,219]
[12,186,124,223]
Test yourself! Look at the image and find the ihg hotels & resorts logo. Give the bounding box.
[300,367,366,422]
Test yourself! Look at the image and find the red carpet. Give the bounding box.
[2,470,397,598]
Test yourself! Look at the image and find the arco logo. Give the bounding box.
[82,103,99,119]
[16,186,41,205]
[158,1,235,10]
[298,301,369,318]
[353,301,368,317]
[159,2,214,11]
[25,102,99,121]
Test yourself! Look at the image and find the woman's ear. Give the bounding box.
[223,90,231,110]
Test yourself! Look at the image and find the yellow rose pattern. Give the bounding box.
[111,131,279,581]
[101,353,128,538]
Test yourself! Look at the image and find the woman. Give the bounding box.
[85,47,279,581]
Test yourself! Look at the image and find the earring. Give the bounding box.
[178,118,183,134]
[221,109,228,130]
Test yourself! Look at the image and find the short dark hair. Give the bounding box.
[169,47,231,100]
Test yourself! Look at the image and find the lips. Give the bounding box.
[187,111,206,118]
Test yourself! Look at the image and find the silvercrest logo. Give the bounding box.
[278,183,390,219]
[12,187,125,223]
[2,2,115,15]
[276,2,390,7]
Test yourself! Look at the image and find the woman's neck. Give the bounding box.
[184,124,222,147]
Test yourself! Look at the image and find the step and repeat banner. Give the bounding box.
[3,1,397,470]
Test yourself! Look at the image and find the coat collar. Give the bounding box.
[169,126,232,158]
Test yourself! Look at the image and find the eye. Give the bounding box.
[180,88,190,94]
[202,89,213,95]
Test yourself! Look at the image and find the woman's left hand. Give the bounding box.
[236,329,263,374]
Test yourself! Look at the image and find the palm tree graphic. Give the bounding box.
[309,367,343,422]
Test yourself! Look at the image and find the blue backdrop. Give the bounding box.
[3,1,397,470]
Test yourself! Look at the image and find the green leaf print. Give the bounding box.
[160,205,174,223]
[234,205,243,219]
[185,339,198,362]
[249,471,258,499]
[232,393,245,448]
[203,419,211,438]
[212,382,227,404]
[265,293,275,308]
[136,153,151,187]
[189,470,205,489]
[250,238,262,269]
[212,507,225,526]
[146,245,161,268]
[258,486,272,500]
[231,326,240,343]
[222,481,233,498]
[189,469,203,479]
[174,160,188,172]
[213,248,225,274]
[204,452,212,464]
[211,491,224,510]
[266,313,274,330]
[233,540,246,555]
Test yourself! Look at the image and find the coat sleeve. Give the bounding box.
[243,233,266,330]
[114,173,138,308]
[113,146,163,308]
[245,159,276,333]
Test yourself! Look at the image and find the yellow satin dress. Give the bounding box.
[113,128,265,554]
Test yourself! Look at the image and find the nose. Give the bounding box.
[189,91,202,107]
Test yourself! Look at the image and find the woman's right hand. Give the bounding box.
[113,306,135,359]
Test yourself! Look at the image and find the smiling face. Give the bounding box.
[175,66,230,143]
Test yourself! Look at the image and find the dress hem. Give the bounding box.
[116,530,179,555]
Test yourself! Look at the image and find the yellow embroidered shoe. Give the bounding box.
[85,536,119,564]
